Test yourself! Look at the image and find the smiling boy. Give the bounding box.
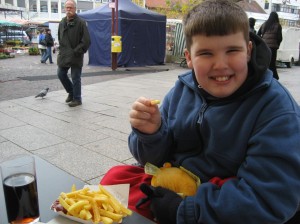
[100,0,300,223]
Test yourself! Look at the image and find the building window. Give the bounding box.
[40,1,48,12]
[40,5,48,12]
[30,4,37,12]
[52,3,58,13]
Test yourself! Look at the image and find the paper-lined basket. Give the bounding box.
[50,184,130,224]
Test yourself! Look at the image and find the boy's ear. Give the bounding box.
[184,49,193,69]
[247,41,253,62]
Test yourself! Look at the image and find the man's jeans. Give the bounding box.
[57,66,82,101]
[39,48,46,60]
[41,46,52,63]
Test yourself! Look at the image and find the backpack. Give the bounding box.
[39,35,46,46]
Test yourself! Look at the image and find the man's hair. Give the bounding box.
[183,0,249,50]
[249,17,256,28]
[65,0,77,7]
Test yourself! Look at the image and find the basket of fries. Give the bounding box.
[51,184,132,224]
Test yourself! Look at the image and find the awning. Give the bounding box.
[0,20,21,27]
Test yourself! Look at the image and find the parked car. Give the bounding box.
[0,30,31,46]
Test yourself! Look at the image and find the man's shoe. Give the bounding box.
[65,94,73,103]
[68,100,82,107]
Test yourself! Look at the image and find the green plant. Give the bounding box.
[28,47,40,55]
[0,53,10,59]
[5,40,22,46]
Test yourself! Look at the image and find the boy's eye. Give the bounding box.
[227,48,242,53]
[198,52,212,56]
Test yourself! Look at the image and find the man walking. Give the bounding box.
[41,29,54,64]
[57,0,91,107]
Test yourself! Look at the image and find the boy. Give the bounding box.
[100,0,300,223]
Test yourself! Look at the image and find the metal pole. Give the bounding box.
[115,0,118,34]
[111,0,118,70]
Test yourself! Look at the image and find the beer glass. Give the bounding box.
[1,154,40,223]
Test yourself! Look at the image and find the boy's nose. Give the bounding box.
[213,55,229,70]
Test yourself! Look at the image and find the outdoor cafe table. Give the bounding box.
[0,156,155,224]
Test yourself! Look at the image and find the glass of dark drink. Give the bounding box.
[0,154,40,224]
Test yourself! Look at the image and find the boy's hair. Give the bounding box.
[183,0,249,50]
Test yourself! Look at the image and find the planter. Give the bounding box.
[28,47,40,55]
[0,53,15,59]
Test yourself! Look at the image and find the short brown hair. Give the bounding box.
[183,0,249,50]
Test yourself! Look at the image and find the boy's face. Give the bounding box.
[185,32,252,98]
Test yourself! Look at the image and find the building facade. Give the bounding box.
[1,0,299,26]
[0,0,107,22]
[255,0,300,27]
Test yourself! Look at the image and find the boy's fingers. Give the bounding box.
[130,118,152,129]
[136,97,160,106]
[129,109,151,120]
[132,101,157,115]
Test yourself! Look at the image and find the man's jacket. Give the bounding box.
[57,14,91,67]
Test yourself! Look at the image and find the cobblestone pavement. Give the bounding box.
[0,52,178,101]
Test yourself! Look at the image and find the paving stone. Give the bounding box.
[84,137,132,162]
[0,125,65,151]
[0,112,26,130]
[0,141,31,163]
[35,142,122,182]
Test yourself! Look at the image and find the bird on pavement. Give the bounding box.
[35,88,49,98]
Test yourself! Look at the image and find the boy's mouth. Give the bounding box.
[213,76,231,82]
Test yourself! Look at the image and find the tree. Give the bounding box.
[135,0,244,19]
[153,0,202,19]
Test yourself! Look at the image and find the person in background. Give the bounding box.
[100,0,300,223]
[257,11,282,80]
[41,28,54,64]
[25,28,32,42]
[249,17,256,34]
[57,0,91,107]
[38,29,46,61]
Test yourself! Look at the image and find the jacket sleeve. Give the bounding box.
[257,26,263,37]
[73,20,91,55]
[58,22,62,43]
[277,24,283,46]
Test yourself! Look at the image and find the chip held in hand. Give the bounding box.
[150,100,161,105]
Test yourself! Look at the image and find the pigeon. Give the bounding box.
[35,88,49,98]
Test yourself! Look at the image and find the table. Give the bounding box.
[0,156,154,224]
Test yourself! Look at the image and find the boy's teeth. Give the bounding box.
[215,76,229,81]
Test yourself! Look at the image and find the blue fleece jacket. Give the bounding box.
[128,34,300,223]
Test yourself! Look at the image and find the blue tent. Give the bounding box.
[78,0,166,67]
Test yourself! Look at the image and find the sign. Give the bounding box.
[109,2,115,8]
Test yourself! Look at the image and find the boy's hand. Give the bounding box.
[139,184,182,224]
[129,97,161,134]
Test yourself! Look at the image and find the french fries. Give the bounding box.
[150,99,161,105]
[56,184,132,223]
